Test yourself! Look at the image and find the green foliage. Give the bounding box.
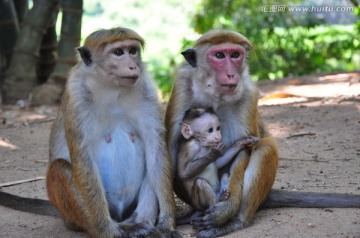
[79,0,360,95]
[191,0,360,80]
[250,25,360,80]
[80,0,197,95]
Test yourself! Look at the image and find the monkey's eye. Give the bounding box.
[113,49,124,56]
[231,51,240,58]
[208,127,214,133]
[217,126,221,131]
[129,47,137,55]
[215,52,225,59]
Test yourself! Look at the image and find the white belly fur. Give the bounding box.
[92,125,145,214]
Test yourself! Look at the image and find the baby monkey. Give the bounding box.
[177,108,258,217]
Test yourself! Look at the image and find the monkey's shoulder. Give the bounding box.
[185,138,202,151]
[179,139,213,162]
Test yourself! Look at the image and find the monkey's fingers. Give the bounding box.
[196,217,246,238]
[192,215,213,231]
[215,142,226,153]
[247,135,260,143]
[219,189,230,201]
[234,138,253,148]
[120,222,155,237]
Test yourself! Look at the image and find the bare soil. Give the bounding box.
[0,72,359,238]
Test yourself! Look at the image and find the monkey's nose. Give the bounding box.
[227,74,234,79]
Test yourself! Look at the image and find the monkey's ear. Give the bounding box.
[242,43,252,53]
[181,48,197,68]
[77,46,92,66]
[180,123,193,139]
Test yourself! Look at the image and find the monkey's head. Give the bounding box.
[181,29,252,95]
[180,108,221,147]
[77,27,145,87]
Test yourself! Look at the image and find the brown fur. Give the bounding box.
[84,27,145,49]
[165,29,278,237]
[47,27,179,238]
[195,29,252,50]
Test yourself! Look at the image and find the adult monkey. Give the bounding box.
[165,29,360,238]
[47,27,181,238]
[0,27,180,238]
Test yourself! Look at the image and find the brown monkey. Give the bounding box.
[47,27,182,238]
[0,27,179,238]
[165,29,360,238]
[177,108,258,221]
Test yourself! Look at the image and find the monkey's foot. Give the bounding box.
[192,201,234,230]
[120,221,154,237]
[219,189,230,202]
[196,217,246,238]
[176,210,202,225]
[156,219,183,238]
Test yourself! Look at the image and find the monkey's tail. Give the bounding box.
[0,191,59,217]
[261,189,360,209]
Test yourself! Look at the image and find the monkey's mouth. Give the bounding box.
[220,84,237,94]
[120,76,138,86]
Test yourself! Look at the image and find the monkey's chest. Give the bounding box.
[92,124,145,207]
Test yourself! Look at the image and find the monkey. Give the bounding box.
[177,107,258,224]
[0,27,180,238]
[165,29,360,238]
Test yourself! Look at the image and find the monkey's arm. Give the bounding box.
[215,136,259,169]
[178,143,222,179]
[65,102,118,234]
[215,141,243,169]
[139,84,178,234]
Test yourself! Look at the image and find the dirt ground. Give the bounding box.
[0,72,359,238]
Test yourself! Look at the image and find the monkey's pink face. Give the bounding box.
[102,40,141,87]
[206,43,245,94]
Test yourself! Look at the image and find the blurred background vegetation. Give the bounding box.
[0,0,359,104]
[68,0,360,94]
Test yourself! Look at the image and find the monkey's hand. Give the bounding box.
[179,143,225,179]
[210,142,226,158]
[156,220,183,238]
[234,135,259,149]
[97,220,125,238]
[246,135,260,147]
[192,199,238,231]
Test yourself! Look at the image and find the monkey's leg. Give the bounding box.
[192,178,217,211]
[46,159,85,231]
[218,173,230,202]
[238,137,278,226]
[195,138,278,238]
[192,150,250,232]
[120,178,157,237]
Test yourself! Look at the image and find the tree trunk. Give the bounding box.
[32,0,83,105]
[36,7,59,84]
[13,0,28,24]
[0,0,20,86]
[2,0,58,104]
[0,54,6,95]
[54,0,83,84]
